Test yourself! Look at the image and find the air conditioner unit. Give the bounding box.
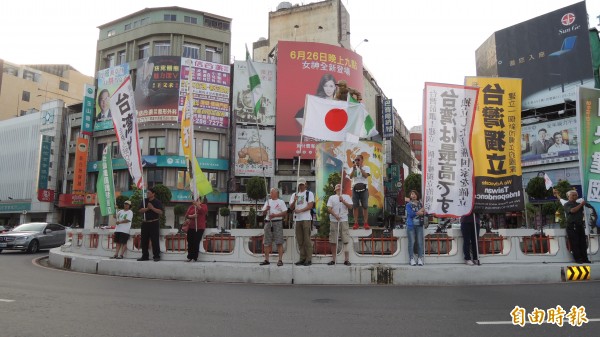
[216,47,223,52]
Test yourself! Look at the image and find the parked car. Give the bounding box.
[0,222,67,253]
[0,225,11,233]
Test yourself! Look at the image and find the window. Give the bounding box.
[59,81,69,91]
[107,30,116,37]
[183,43,200,59]
[22,91,30,102]
[278,181,314,196]
[133,20,139,28]
[149,136,165,156]
[202,140,218,158]
[237,177,270,193]
[154,42,171,56]
[97,143,106,161]
[177,170,190,190]
[138,44,149,59]
[205,47,222,63]
[111,141,120,158]
[140,17,149,25]
[117,50,126,65]
[105,54,115,68]
[184,16,197,24]
[204,17,230,31]
[124,23,131,31]
[206,171,218,188]
[146,168,164,188]
[412,140,422,146]
[178,136,197,156]
[164,14,176,21]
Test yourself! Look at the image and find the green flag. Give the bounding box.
[246,44,263,115]
[96,145,116,216]
[348,94,378,138]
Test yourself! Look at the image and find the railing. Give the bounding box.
[203,233,235,253]
[520,235,551,254]
[478,234,504,255]
[425,234,453,255]
[356,236,398,255]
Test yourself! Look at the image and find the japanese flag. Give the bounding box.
[302,94,366,143]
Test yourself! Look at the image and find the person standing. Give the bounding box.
[460,213,481,266]
[111,200,133,259]
[327,184,353,266]
[184,197,207,262]
[349,154,371,230]
[405,190,425,266]
[563,190,591,264]
[290,178,315,266]
[137,187,163,262]
[260,188,288,266]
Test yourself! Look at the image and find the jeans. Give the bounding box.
[407,225,424,259]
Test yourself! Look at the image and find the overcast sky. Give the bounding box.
[1,0,598,129]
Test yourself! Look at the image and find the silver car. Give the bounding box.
[0,222,66,254]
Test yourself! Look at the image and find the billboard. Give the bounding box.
[521,117,578,166]
[578,87,600,213]
[233,61,276,125]
[134,56,181,124]
[234,126,274,176]
[94,64,129,131]
[276,41,364,159]
[476,2,593,109]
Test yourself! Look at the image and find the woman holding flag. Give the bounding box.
[184,197,207,262]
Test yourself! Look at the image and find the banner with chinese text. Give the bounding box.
[234,126,274,176]
[73,137,89,193]
[578,87,600,213]
[233,60,276,125]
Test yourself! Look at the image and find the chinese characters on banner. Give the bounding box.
[232,61,276,125]
[465,77,524,212]
[73,137,89,194]
[577,87,600,212]
[81,84,95,135]
[382,99,394,138]
[423,83,478,217]
[38,135,52,190]
[135,56,181,123]
[95,64,129,131]
[234,126,274,176]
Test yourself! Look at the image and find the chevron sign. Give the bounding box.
[566,266,591,281]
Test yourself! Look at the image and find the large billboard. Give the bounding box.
[94,64,129,131]
[521,117,578,166]
[233,60,276,125]
[135,56,181,124]
[234,126,275,176]
[276,41,364,159]
[476,2,593,109]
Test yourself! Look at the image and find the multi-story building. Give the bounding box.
[0,60,93,121]
[409,125,423,171]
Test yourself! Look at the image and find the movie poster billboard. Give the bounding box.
[234,126,274,176]
[578,87,600,212]
[465,77,524,212]
[94,64,129,131]
[276,41,364,159]
[134,56,181,123]
[476,2,593,110]
[233,61,276,125]
[315,141,383,225]
[520,117,578,167]
[179,58,230,128]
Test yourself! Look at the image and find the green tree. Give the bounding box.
[317,172,341,238]
[115,195,129,210]
[247,207,257,228]
[526,177,552,231]
[246,177,267,226]
[128,186,144,229]
[151,184,172,228]
[552,179,571,228]
[404,173,421,196]
[174,204,188,228]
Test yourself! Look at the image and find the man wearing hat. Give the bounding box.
[289,177,315,266]
[112,200,133,259]
[137,187,164,262]
[326,184,353,266]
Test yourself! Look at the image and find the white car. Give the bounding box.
[0,222,67,253]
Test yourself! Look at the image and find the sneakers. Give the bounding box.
[137,257,149,261]
[410,257,416,266]
[353,223,371,230]
[417,257,424,266]
[294,260,305,266]
[352,223,359,230]
[465,260,475,266]
[363,223,371,230]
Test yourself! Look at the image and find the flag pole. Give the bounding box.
[472,212,480,265]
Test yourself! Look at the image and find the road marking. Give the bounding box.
[477,318,600,325]
[0,299,15,302]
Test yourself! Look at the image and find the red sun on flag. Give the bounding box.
[324,108,348,132]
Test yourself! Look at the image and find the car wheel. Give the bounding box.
[27,240,40,254]
[0,249,3,254]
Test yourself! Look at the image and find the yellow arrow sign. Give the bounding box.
[566,266,591,281]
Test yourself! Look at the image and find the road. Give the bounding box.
[0,250,598,337]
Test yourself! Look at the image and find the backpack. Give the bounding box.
[306,190,316,216]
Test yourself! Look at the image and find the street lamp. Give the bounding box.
[354,39,369,52]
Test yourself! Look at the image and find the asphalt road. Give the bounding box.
[0,250,598,337]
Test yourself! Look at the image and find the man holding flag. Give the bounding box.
[137,187,163,262]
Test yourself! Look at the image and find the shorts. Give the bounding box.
[329,220,350,244]
[114,232,130,244]
[352,189,369,209]
[264,220,284,246]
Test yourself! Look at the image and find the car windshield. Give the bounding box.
[13,223,46,232]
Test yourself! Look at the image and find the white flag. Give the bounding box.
[544,173,553,190]
[303,94,366,143]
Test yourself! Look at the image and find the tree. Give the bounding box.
[246,177,267,227]
[404,173,421,196]
[151,184,172,228]
[116,195,129,209]
[552,179,572,228]
[174,204,188,229]
[317,172,341,238]
[525,177,552,233]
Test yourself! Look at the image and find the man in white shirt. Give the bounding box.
[547,132,569,153]
[260,188,288,266]
[112,200,133,259]
[327,184,353,266]
[289,178,315,266]
[348,154,371,230]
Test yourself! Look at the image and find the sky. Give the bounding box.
[1,0,599,130]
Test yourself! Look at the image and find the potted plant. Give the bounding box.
[313,173,341,255]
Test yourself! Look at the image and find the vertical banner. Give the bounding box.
[235,126,274,176]
[233,60,276,125]
[110,76,144,189]
[38,135,52,189]
[81,84,95,135]
[382,99,394,138]
[95,64,130,131]
[73,137,89,193]
[578,87,600,212]
[97,145,116,216]
[423,83,478,217]
[465,77,524,212]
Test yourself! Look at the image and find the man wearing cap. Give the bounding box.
[327,184,353,266]
[112,200,133,259]
[137,187,164,262]
[289,178,315,266]
[260,188,288,266]
[349,154,371,230]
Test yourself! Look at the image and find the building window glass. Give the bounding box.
[107,30,115,37]
[146,168,164,188]
[117,50,126,65]
[177,170,190,190]
[59,81,69,91]
[97,143,106,161]
[105,54,115,68]
[22,91,30,102]
[164,14,176,22]
[205,47,222,63]
[138,44,149,59]
[206,171,218,188]
[204,17,230,31]
[140,17,149,25]
[124,23,131,31]
[178,136,197,156]
[184,16,197,24]
[202,140,218,159]
[111,141,120,158]
[149,136,166,156]
[183,43,200,60]
[154,42,171,56]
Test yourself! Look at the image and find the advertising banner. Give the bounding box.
[37,189,55,203]
[315,141,383,224]
[578,87,600,212]
[95,64,129,131]
[179,58,231,128]
[81,84,95,135]
[234,126,274,176]
[233,60,276,125]
[520,117,579,166]
[97,145,116,216]
[465,77,525,212]
[38,135,52,189]
[135,56,181,123]
[276,41,364,159]
[382,99,394,138]
[422,83,477,217]
[73,137,89,193]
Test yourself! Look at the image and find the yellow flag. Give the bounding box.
[181,92,212,198]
